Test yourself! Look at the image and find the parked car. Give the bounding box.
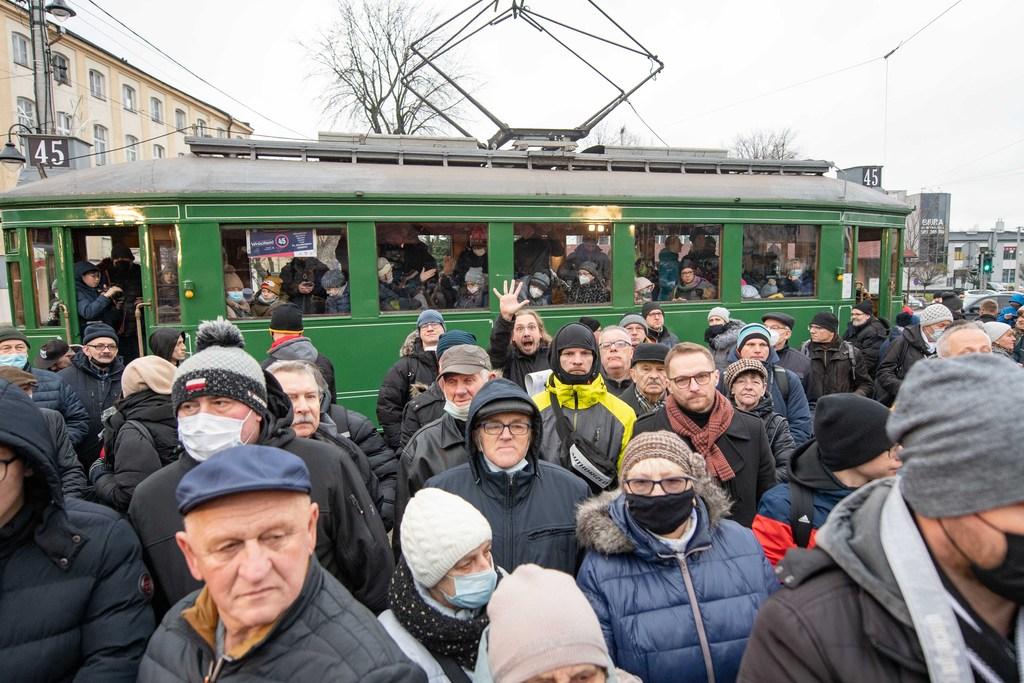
[964,293,1012,319]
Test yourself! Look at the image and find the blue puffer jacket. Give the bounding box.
[576,491,778,683]
[23,362,91,447]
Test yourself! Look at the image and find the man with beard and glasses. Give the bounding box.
[59,323,125,469]
[740,353,1024,683]
[106,244,144,362]
[620,343,670,419]
[488,280,552,390]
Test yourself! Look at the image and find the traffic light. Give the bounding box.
[982,253,994,274]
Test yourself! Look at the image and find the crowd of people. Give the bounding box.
[1,278,1022,682]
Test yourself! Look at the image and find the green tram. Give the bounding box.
[0,137,911,417]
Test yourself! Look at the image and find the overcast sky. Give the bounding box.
[67,0,1023,230]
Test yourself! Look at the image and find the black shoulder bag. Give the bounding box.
[789,479,816,548]
[548,393,615,492]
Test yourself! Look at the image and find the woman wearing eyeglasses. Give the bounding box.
[576,431,778,683]
[425,378,589,576]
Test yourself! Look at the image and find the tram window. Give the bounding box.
[512,223,612,306]
[150,225,181,324]
[28,229,60,327]
[742,224,819,298]
[375,222,488,312]
[220,224,349,318]
[7,261,25,326]
[633,224,720,303]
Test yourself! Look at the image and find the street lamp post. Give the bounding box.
[26,0,76,135]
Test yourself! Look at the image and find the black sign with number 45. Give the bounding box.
[26,136,70,168]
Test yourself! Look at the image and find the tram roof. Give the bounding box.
[0,157,911,213]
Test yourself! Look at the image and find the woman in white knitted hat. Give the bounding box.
[379,488,499,682]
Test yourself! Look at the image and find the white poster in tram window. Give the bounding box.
[868,278,880,295]
[842,273,853,299]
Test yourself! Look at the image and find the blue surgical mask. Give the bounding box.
[443,567,498,609]
[0,353,27,368]
[227,291,244,302]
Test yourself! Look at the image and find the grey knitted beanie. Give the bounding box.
[172,320,267,413]
[887,353,1024,517]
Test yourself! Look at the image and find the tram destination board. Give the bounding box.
[26,135,71,169]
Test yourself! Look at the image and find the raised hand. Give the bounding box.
[494,280,529,321]
[419,268,438,283]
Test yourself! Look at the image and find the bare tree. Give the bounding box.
[307,0,467,135]
[908,261,948,289]
[732,128,800,160]
[578,120,643,149]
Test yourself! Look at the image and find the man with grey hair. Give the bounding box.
[936,320,992,358]
[599,325,635,396]
[267,359,387,528]
[739,353,1024,683]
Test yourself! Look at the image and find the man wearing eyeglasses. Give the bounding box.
[58,322,125,469]
[598,326,635,397]
[633,342,776,527]
[426,379,589,575]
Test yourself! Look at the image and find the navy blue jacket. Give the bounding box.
[74,260,117,332]
[576,493,777,683]
[0,380,154,681]
[59,351,124,467]
[24,362,91,446]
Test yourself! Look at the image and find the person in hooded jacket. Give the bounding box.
[842,300,890,374]
[723,359,795,483]
[147,327,187,366]
[127,319,393,618]
[576,432,778,683]
[751,393,900,566]
[74,260,122,334]
[426,379,589,576]
[260,303,337,404]
[106,244,144,363]
[280,256,328,314]
[874,302,953,406]
[517,270,553,306]
[532,322,636,494]
[705,307,744,371]
[378,309,444,450]
[88,355,179,512]
[552,261,610,305]
[59,323,125,469]
[489,281,552,390]
[0,379,155,681]
[997,291,1024,324]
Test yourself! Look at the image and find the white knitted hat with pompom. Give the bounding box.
[401,488,492,588]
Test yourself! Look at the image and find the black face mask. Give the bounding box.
[704,324,727,343]
[626,489,696,536]
[970,516,1024,604]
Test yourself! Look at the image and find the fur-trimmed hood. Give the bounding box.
[576,486,732,559]
[399,330,421,357]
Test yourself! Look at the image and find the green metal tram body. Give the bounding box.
[0,141,911,418]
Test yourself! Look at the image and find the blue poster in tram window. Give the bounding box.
[247,229,317,259]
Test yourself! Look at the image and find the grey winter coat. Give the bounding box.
[708,320,744,371]
[261,335,337,403]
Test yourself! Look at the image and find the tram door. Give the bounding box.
[855,227,885,316]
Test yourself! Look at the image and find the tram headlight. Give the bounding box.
[183,280,195,299]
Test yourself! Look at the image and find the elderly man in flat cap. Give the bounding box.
[138,444,425,683]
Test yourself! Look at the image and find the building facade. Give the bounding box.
[947,223,1023,289]
[0,0,252,190]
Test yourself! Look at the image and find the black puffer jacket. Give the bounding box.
[425,380,590,575]
[40,407,89,498]
[59,351,124,467]
[487,314,550,389]
[25,363,91,447]
[737,396,796,483]
[398,381,444,449]
[843,317,889,374]
[326,403,398,529]
[874,324,931,406]
[147,328,184,365]
[377,332,439,450]
[0,380,154,681]
[93,390,178,512]
[128,372,393,617]
[261,336,337,404]
[138,561,425,683]
[313,423,386,529]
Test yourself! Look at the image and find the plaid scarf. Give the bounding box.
[634,386,665,416]
[665,392,737,482]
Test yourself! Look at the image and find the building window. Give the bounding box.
[16,97,36,131]
[93,125,108,166]
[122,84,136,112]
[742,224,820,298]
[56,111,72,136]
[52,53,69,85]
[89,69,106,100]
[149,96,163,123]
[125,135,139,161]
[1004,246,1017,260]
[221,225,350,318]
[217,127,227,138]
[195,118,208,137]
[1002,268,1016,284]
[11,33,29,67]
[633,224,721,302]
[174,108,186,130]
[153,143,164,159]
[953,246,964,261]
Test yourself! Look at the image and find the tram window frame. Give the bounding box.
[374,222,489,313]
[220,224,350,319]
[149,225,181,324]
[512,223,613,308]
[633,223,722,304]
[7,261,25,326]
[741,224,820,299]
[27,228,59,327]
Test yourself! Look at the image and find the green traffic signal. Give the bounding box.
[982,254,994,273]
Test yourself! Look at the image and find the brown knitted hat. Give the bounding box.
[723,358,768,389]
[123,355,177,396]
[619,430,696,477]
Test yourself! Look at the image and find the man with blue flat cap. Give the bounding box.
[138,444,425,683]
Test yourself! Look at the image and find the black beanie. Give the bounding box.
[815,394,894,472]
[549,322,601,385]
[810,311,839,334]
[853,300,873,315]
[641,301,664,318]
[82,323,118,346]
[269,304,304,334]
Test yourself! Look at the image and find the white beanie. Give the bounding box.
[917,303,954,327]
[707,306,730,322]
[401,488,492,588]
[982,321,1012,344]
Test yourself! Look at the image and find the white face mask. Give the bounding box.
[769,330,780,347]
[178,410,251,462]
[529,286,544,299]
[472,247,486,257]
[444,399,471,421]
[578,274,593,286]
